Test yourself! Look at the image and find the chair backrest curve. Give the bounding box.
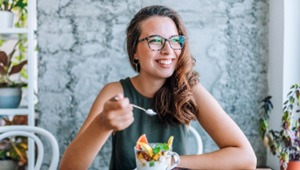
[0,125,59,170]
[189,126,203,154]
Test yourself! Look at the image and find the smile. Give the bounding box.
[157,59,172,65]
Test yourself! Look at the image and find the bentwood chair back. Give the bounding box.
[0,125,59,170]
[188,126,203,154]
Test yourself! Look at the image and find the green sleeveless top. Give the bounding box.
[109,77,188,170]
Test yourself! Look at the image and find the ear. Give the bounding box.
[133,53,138,60]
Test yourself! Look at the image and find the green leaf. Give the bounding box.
[149,161,155,167]
[153,147,161,154]
[153,143,170,154]
[0,149,8,159]
[161,143,169,151]
[0,39,5,46]
[296,90,300,105]
[289,96,295,105]
[20,69,28,79]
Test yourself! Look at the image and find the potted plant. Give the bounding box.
[0,0,27,28]
[0,115,28,170]
[0,40,27,108]
[258,83,300,170]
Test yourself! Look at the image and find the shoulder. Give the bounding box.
[191,82,219,112]
[102,77,131,92]
[192,82,207,98]
[88,81,124,114]
[91,77,133,111]
[103,81,123,91]
[99,81,123,99]
[96,77,133,102]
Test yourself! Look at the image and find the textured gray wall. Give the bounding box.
[37,0,268,169]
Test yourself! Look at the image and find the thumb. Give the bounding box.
[111,93,124,101]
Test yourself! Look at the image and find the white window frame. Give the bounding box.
[268,0,300,169]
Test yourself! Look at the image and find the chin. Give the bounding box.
[160,72,174,79]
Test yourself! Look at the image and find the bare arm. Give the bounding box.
[178,83,257,169]
[59,82,134,170]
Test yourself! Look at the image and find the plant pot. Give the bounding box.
[0,160,18,170]
[0,87,22,108]
[0,11,14,28]
[287,161,300,170]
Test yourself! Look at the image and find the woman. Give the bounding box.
[60,5,257,169]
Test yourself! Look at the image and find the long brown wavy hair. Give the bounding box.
[126,5,199,125]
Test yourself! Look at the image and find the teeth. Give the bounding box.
[158,59,172,65]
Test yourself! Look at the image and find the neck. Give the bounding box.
[131,74,166,98]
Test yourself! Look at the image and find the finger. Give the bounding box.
[109,109,134,129]
[112,103,133,117]
[103,105,133,125]
[110,98,131,111]
[117,108,134,120]
[104,98,129,114]
[110,93,124,101]
[114,115,134,131]
[117,98,131,109]
[109,118,132,131]
[119,117,134,130]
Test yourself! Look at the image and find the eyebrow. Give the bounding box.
[147,34,179,39]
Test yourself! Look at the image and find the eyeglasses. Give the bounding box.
[138,35,186,51]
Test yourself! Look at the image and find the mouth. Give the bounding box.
[156,59,173,66]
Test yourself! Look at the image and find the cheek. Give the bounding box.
[135,45,148,58]
[175,50,182,57]
[136,46,155,60]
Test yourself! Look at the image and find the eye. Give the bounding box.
[171,37,180,42]
[171,36,184,43]
[149,37,163,43]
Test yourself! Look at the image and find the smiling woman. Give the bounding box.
[59,5,257,170]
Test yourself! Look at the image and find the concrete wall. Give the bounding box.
[37,0,269,169]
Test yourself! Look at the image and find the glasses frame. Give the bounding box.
[137,35,186,51]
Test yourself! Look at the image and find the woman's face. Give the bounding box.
[134,16,181,79]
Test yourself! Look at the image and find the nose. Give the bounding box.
[160,41,173,54]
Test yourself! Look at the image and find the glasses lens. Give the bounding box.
[148,36,164,50]
[170,36,185,50]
